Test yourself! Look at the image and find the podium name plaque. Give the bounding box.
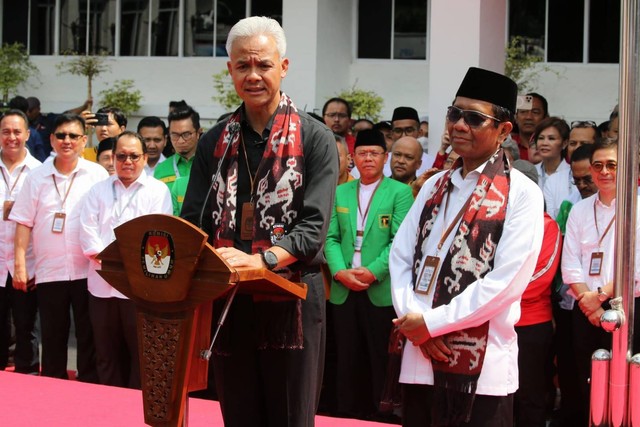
[97,214,307,427]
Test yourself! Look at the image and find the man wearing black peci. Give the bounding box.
[180,16,338,427]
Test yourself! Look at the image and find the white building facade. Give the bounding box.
[1,0,620,154]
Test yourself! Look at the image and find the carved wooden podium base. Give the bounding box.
[97,215,307,427]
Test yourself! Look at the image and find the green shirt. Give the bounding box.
[171,176,189,216]
[555,199,574,235]
[153,154,194,191]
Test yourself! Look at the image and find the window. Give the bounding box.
[509,0,619,63]
[59,0,118,54]
[189,0,282,57]
[358,0,427,60]
[2,0,282,57]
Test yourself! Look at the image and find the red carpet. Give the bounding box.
[0,371,394,426]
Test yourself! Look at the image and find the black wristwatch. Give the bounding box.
[261,250,278,271]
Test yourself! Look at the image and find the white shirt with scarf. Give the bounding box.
[390,161,544,396]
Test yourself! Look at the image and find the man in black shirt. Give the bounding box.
[181,16,338,427]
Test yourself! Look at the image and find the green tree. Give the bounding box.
[99,79,143,116]
[504,36,559,93]
[0,43,40,103]
[57,52,111,110]
[212,69,241,111]
[335,83,384,122]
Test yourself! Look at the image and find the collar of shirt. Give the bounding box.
[112,169,151,191]
[595,193,617,209]
[47,156,91,178]
[0,148,40,172]
[175,154,194,166]
[240,104,276,142]
[450,159,487,190]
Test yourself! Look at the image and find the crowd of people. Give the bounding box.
[0,15,638,427]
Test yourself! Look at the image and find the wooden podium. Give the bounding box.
[96,214,307,427]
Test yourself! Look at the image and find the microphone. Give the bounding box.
[198,122,241,230]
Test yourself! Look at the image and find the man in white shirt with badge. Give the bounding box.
[0,110,41,374]
[11,113,108,382]
[80,131,172,388]
[390,67,544,427]
[561,138,640,426]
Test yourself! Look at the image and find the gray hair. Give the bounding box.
[501,135,520,161]
[226,16,287,58]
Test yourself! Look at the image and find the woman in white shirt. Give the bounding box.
[532,117,571,190]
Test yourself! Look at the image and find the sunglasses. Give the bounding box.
[446,106,501,128]
[115,153,143,163]
[54,132,83,141]
[591,161,617,172]
[571,120,597,129]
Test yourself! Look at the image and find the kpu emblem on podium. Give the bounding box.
[142,230,175,279]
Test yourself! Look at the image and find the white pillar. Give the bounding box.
[281,0,320,112]
[427,0,508,155]
[281,0,353,114]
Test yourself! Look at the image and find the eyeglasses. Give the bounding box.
[591,161,617,172]
[571,175,594,186]
[571,120,597,129]
[391,126,417,136]
[354,150,385,159]
[446,106,501,128]
[169,131,196,141]
[324,112,349,120]
[115,153,143,163]
[54,132,83,141]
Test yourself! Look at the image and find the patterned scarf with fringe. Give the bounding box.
[210,93,305,353]
[412,149,510,426]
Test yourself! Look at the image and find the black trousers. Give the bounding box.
[514,320,554,427]
[332,290,396,418]
[212,270,325,427]
[571,304,611,427]
[403,384,513,427]
[89,295,140,388]
[37,279,98,383]
[552,304,581,425]
[0,274,39,373]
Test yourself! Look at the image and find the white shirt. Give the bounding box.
[352,178,381,268]
[80,171,173,298]
[143,153,166,176]
[0,150,41,286]
[9,158,109,284]
[543,166,581,219]
[562,194,640,297]
[390,162,544,396]
[535,160,570,191]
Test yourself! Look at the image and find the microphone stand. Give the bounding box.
[198,121,243,361]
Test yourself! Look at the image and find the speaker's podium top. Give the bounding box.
[97,214,307,311]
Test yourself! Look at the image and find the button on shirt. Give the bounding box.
[80,171,173,298]
[0,150,41,286]
[562,194,640,297]
[9,158,109,284]
[390,163,544,396]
